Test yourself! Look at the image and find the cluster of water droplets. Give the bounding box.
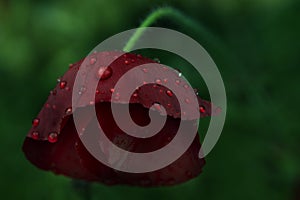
[30,54,207,144]
[31,117,58,143]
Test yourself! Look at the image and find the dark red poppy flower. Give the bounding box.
[23,51,220,186]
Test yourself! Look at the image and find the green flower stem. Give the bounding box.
[123,7,220,53]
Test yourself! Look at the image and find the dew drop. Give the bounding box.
[110,88,115,93]
[96,89,100,95]
[90,57,97,65]
[175,68,182,77]
[163,78,168,83]
[48,132,58,143]
[194,88,199,95]
[185,98,190,104]
[31,131,39,140]
[167,103,172,108]
[131,59,135,63]
[59,81,67,89]
[155,79,162,84]
[153,103,162,111]
[32,118,40,127]
[132,93,138,97]
[114,96,120,100]
[50,90,57,96]
[124,60,130,65]
[166,90,173,97]
[97,66,113,80]
[153,58,160,63]
[78,86,86,95]
[65,107,72,115]
[89,101,95,105]
[199,106,206,113]
[184,84,189,89]
[114,92,120,100]
[142,68,148,73]
[45,103,51,108]
[175,79,181,85]
[57,78,61,83]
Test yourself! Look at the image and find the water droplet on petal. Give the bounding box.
[65,107,72,115]
[185,98,190,103]
[124,60,129,65]
[142,68,148,73]
[97,66,113,80]
[153,58,160,63]
[31,131,39,140]
[114,96,120,100]
[110,88,115,93]
[166,90,173,97]
[50,90,57,96]
[155,79,162,84]
[57,78,61,83]
[167,103,172,108]
[59,81,67,89]
[175,68,182,77]
[90,58,97,65]
[184,84,189,89]
[78,86,86,95]
[175,79,181,85]
[96,89,100,95]
[132,93,138,97]
[32,118,40,127]
[153,103,162,111]
[194,88,199,95]
[45,103,51,108]
[199,106,206,113]
[131,59,135,63]
[48,132,58,143]
[163,78,168,83]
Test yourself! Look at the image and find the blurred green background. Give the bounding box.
[1,0,299,199]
